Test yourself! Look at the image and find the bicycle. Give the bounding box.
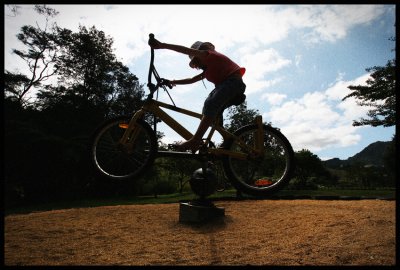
[90,33,295,197]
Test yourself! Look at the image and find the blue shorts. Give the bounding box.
[202,76,246,118]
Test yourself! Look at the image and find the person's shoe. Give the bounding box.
[172,139,203,153]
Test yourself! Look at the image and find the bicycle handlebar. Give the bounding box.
[147,33,173,99]
[148,33,155,90]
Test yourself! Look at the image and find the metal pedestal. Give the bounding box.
[179,199,225,223]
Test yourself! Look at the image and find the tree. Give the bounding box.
[290,149,336,189]
[38,25,144,118]
[36,25,145,138]
[4,71,33,101]
[4,5,60,106]
[5,21,146,205]
[5,5,21,17]
[343,56,395,127]
[224,102,260,133]
[382,134,396,186]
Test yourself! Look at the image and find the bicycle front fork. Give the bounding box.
[118,109,146,146]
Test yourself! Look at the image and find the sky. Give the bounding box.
[4,4,396,160]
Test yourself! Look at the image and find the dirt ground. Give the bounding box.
[4,199,396,266]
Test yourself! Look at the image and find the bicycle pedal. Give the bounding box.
[167,144,194,154]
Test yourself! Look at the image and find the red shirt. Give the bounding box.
[203,50,245,85]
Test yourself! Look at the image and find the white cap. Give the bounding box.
[189,41,204,59]
[188,41,215,60]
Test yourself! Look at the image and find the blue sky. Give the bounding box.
[4,4,396,160]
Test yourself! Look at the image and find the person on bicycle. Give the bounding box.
[149,38,246,152]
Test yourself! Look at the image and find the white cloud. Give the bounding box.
[261,92,287,106]
[325,73,370,100]
[240,49,291,94]
[289,5,387,43]
[325,73,373,123]
[4,5,387,86]
[61,5,387,63]
[264,73,373,152]
[267,91,341,128]
[279,124,361,152]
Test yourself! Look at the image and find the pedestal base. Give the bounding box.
[179,201,225,223]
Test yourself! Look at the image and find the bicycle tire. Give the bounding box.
[91,116,157,181]
[222,124,294,197]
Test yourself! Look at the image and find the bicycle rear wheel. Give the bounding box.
[222,124,294,197]
[91,116,157,180]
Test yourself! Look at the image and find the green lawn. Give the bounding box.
[5,188,395,216]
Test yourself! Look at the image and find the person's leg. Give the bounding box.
[176,115,214,152]
[175,77,245,152]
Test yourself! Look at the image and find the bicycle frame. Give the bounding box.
[119,33,264,160]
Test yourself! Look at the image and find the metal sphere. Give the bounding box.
[189,168,217,198]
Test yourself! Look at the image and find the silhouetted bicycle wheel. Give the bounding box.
[222,124,294,197]
[91,116,157,180]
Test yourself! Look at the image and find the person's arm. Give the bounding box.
[171,72,204,86]
[149,39,207,59]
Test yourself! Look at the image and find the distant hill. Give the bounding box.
[323,141,390,169]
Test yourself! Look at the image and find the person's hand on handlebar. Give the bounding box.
[159,78,175,89]
[148,37,164,49]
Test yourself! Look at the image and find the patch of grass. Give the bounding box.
[274,189,396,197]
[5,188,395,216]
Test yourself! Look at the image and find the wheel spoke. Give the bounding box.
[91,118,156,180]
[223,124,294,196]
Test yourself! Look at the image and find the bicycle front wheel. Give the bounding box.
[91,116,157,180]
[222,124,294,197]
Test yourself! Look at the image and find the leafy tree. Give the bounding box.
[4,71,33,102]
[343,56,395,127]
[4,5,59,106]
[224,102,260,133]
[6,4,58,19]
[5,4,21,17]
[5,20,146,205]
[382,135,396,185]
[37,25,144,118]
[35,25,145,138]
[158,156,200,194]
[33,4,59,17]
[290,149,336,189]
[341,162,387,188]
